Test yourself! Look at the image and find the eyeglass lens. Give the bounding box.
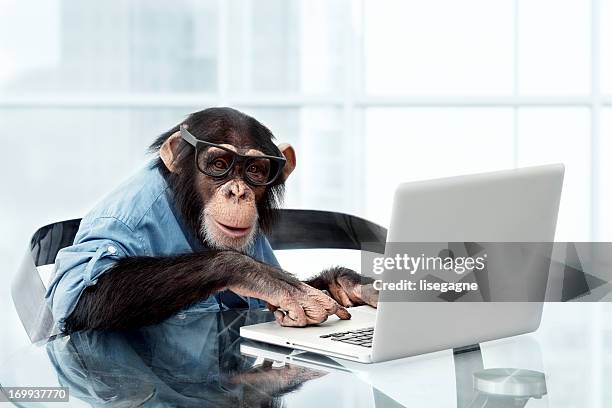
[197,146,277,185]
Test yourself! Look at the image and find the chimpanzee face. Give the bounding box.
[158,108,296,252]
[195,143,271,251]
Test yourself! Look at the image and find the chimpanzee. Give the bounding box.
[45,107,377,333]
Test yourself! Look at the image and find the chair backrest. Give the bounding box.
[11,210,387,343]
[12,219,81,343]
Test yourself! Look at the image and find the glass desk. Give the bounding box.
[1,303,611,407]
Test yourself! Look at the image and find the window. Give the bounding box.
[0,0,609,298]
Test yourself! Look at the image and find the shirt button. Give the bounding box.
[176,312,186,320]
[107,245,117,254]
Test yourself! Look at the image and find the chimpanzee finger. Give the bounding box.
[275,310,305,327]
[275,302,307,327]
[333,304,351,320]
[302,303,330,325]
[338,278,366,306]
[274,309,287,325]
[315,289,352,320]
[299,283,352,321]
[316,291,351,320]
[266,302,279,312]
[328,281,353,307]
[360,284,379,308]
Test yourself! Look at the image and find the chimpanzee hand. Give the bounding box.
[230,265,351,327]
[229,361,326,402]
[306,267,379,308]
[265,282,352,327]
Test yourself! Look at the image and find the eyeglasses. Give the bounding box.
[180,126,286,187]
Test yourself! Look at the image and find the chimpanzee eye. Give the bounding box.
[213,159,228,169]
[200,149,234,177]
[245,159,272,184]
[247,164,262,174]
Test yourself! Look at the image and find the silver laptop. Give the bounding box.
[240,164,564,363]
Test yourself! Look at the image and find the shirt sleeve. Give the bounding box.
[45,216,145,328]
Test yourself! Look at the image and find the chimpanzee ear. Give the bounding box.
[160,131,183,173]
[278,143,296,181]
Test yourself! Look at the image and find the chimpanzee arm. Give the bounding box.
[63,251,349,333]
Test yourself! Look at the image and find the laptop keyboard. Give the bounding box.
[319,327,374,348]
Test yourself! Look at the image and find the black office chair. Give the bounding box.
[11,209,387,343]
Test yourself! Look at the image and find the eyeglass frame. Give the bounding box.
[179,125,287,187]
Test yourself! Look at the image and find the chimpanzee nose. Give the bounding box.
[224,180,248,200]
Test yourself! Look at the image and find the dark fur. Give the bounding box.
[305,266,374,290]
[64,251,300,332]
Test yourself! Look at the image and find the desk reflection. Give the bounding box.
[46,310,329,407]
[31,308,549,407]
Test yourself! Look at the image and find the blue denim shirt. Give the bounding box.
[45,162,275,329]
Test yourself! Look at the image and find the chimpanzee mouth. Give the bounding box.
[213,219,253,239]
